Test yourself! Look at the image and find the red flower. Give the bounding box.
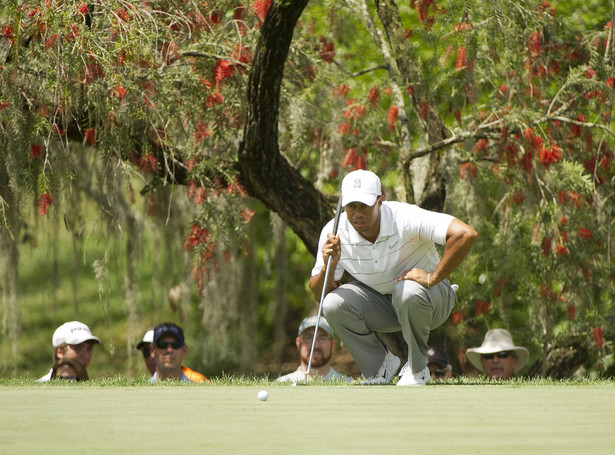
[39,192,54,215]
[333,84,350,97]
[459,162,477,179]
[138,153,157,174]
[1,25,14,39]
[213,59,234,83]
[31,144,42,159]
[184,224,209,251]
[511,189,525,205]
[452,311,464,324]
[84,127,96,146]
[454,22,472,32]
[0,101,8,111]
[77,3,88,15]
[368,87,380,106]
[319,38,335,63]
[455,46,467,70]
[569,191,583,208]
[341,147,356,168]
[474,300,491,315]
[584,67,595,79]
[338,122,351,135]
[44,34,59,49]
[539,142,562,166]
[387,105,399,130]
[577,228,593,238]
[419,102,429,120]
[240,207,256,223]
[541,236,551,257]
[252,0,271,22]
[528,31,541,56]
[206,91,224,107]
[194,122,212,143]
[555,242,568,255]
[592,327,603,349]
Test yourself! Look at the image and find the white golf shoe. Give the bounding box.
[396,364,430,386]
[361,350,401,385]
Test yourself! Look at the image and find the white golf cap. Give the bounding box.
[136,329,154,350]
[52,321,100,347]
[341,169,382,207]
[298,316,334,337]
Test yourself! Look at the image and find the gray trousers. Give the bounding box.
[322,280,457,377]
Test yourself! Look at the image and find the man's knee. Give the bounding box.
[322,291,344,319]
[392,280,429,312]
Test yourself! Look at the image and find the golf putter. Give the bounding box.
[304,196,343,384]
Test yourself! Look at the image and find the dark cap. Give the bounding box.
[427,345,449,368]
[153,322,185,346]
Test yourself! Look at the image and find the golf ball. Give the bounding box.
[257,390,269,401]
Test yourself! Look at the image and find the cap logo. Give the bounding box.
[353,179,362,188]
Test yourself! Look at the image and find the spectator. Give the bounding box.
[51,358,89,381]
[465,328,529,380]
[136,329,156,375]
[38,321,100,382]
[139,327,209,382]
[426,345,453,381]
[309,169,477,386]
[276,316,352,384]
[149,322,207,383]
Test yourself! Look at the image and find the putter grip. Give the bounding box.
[332,197,343,235]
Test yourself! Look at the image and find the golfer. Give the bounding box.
[309,169,477,386]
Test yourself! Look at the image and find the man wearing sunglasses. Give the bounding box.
[465,328,529,380]
[426,345,453,381]
[148,322,206,383]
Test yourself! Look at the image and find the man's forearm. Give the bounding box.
[308,266,339,301]
[430,219,478,286]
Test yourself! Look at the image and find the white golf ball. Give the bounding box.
[257,390,269,401]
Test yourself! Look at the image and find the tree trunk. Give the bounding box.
[0,167,20,375]
[272,214,288,366]
[236,0,333,257]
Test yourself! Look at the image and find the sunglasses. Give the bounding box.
[155,340,184,349]
[141,347,151,359]
[58,375,77,381]
[433,368,447,377]
[481,351,512,360]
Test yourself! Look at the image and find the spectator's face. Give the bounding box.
[344,197,382,241]
[141,343,156,374]
[59,341,96,368]
[481,351,517,380]
[154,335,187,372]
[297,328,334,369]
[428,362,452,381]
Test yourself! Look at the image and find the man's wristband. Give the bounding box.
[427,273,431,288]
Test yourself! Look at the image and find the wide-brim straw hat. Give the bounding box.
[466,328,529,373]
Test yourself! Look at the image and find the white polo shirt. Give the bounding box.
[311,201,453,295]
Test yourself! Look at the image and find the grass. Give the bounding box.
[1,378,614,454]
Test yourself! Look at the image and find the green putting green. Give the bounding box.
[1,383,613,454]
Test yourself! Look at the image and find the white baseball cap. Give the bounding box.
[136,329,154,350]
[298,316,334,337]
[341,169,382,207]
[52,321,100,347]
